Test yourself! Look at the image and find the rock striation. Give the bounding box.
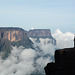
[44,37,75,75]
[0,27,28,42]
[0,27,33,48]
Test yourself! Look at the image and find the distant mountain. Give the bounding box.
[0,27,33,48]
[0,27,56,59]
[27,29,56,45]
[0,27,33,59]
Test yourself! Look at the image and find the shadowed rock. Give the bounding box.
[45,36,75,75]
[45,48,75,75]
[0,38,12,59]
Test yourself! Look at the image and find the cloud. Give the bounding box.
[0,47,36,75]
[0,29,74,75]
[53,29,74,49]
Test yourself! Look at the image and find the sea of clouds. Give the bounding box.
[0,29,74,75]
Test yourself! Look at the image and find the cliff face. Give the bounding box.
[28,29,52,38]
[0,27,28,42]
[27,29,56,45]
[0,38,12,59]
[0,27,33,59]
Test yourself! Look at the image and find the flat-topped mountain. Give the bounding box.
[0,27,33,59]
[27,29,56,45]
[28,29,52,38]
[0,27,27,42]
[0,27,56,59]
[0,27,33,47]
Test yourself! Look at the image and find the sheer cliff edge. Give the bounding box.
[0,27,56,59]
[0,27,33,59]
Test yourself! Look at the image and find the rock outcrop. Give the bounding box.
[28,29,52,38]
[0,27,28,42]
[0,27,33,48]
[0,27,33,59]
[45,39,75,75]
[27,29,56,45]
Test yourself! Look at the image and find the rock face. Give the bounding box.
[27,29,56,45]
[0,38,12,59]
[45,36,75,75]
[28,29,52,38]
[0,27,28,42]
[0,27,33,48]
[0,27,33,59]
[45,47,75,75]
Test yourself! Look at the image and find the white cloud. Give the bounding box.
[0,29,74,75]
[53,29,74,49]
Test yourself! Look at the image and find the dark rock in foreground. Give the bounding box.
[45,47,75,75]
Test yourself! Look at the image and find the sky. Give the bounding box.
[0,0,75,33]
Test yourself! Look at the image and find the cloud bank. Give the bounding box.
[0,29,74,75]
[53,29,74,49]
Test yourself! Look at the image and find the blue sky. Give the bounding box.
[0,0,75,33]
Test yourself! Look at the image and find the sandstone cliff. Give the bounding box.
[0,27,33,48]
[0,27,28,42]
[0,27,33,59]
[27,29,56,45]
[28,29,52,38]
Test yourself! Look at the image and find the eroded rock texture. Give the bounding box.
[0,27,28,42]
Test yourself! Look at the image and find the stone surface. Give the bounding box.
[0,27,28,42]
[0,27,33,59]
[0,38,12,59]
[28,29,52,38]
[27,29,56,45]
[0,27,33,48]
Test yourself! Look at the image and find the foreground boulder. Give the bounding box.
[45,47,75,75]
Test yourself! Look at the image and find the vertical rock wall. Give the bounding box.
[0,28,28,42]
